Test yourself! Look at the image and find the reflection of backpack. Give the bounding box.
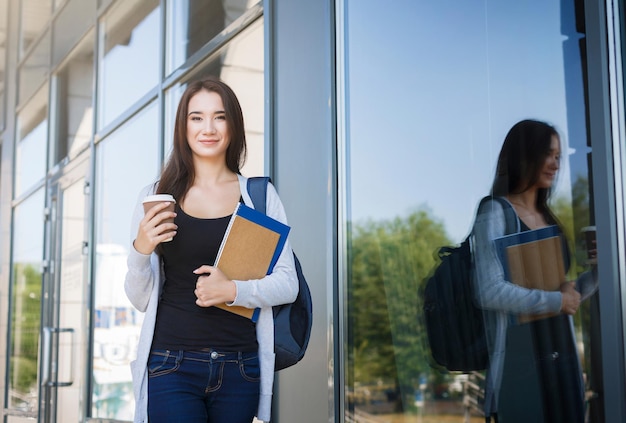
[248,177,313,371]
[422,197,516,372]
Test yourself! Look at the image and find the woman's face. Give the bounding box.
[535,135,560,189]
[185,89,231,160]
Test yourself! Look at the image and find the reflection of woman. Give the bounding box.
[472,120,584,422]
[124,77,298,423]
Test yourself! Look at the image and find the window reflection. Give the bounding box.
[54,34,94,163]
[19,0,52,56]
[343,0,598,421]
[97,0,159,130]
[18,30,50,105]
[15,89,48,198]
[165,0,259,74]
[55,175,89,423]
[0,0,6,130]
[165,17,264,176]
[92,103,158,420]
[9,188,45,411]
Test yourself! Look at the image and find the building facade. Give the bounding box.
[0,0,624,422]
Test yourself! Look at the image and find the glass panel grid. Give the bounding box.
[97,0,159,130]
[92,102,159,420]
[19,0,53,57]
[165,0,260,75]
[15,95,48,198]
[18,30,50,106]
[54,34,95,164]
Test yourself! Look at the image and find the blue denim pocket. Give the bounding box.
[239,354,260,382]
[148,350,181,378]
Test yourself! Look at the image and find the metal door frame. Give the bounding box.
[37,153,91,423]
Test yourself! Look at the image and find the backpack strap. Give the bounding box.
[247,176,271,214]
[246,176,313,371]
[494,196,519,235]
[477,196,519,236]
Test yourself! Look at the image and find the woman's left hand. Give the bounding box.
[559,281,581,315]
[193,265,237,307]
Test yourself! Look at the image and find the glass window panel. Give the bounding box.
[0,90,3,133]
[0,91,3,133]
[622,0,626,180]
[53,0,65,11]
[97,0,159,130]
[0,0,6,130]
[98,0,111,11]
[7,417,37,423]
[18,29,50,105]
[165,0,259,74]
[343,0,599,421]
[165,17,264,176]
[15,89,48,198]
[19,0,52,56]
[9,188,45,412]
[51,0,95,67]
[54,33,94,163]
[92,103,158,420]
[56,174,89,423]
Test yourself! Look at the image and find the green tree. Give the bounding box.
[10,262,42,396]
[349,208,451,411]
[553,176,596,392]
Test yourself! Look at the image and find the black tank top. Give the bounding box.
[151,204,257,351]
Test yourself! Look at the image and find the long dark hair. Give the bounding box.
[491,119,561,223]
[156,77,247,201]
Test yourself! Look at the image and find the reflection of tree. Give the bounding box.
[553,176,596,392]
[551,177,591,329]
[93,382,133,417]
[349,185,594,414]
[550,175,595,274]
[349,209,450,412]
[10,263,42,398]
[569,175,591,271]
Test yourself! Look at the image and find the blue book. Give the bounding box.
[213,202,291,322]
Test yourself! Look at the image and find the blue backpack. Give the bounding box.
[247,177,313,371]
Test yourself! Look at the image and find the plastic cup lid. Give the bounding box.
[143,194,176,203]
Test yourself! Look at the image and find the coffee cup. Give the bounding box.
[143,194,176,241]
[581,226,596,264]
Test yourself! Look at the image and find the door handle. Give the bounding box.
[41,327,75,387]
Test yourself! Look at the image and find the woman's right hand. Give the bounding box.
[133,202,177,255]
[560,281,581,315]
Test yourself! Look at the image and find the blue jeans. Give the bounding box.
[147,349,260,423]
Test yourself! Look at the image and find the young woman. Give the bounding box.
[124,77,298,423]
[472,119,585,422]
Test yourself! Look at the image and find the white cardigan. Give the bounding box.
[124,174,298,422]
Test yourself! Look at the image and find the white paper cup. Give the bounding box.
[143,194,176,241]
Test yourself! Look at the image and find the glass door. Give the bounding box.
[38,156,90,423]
[340,0,603,421]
